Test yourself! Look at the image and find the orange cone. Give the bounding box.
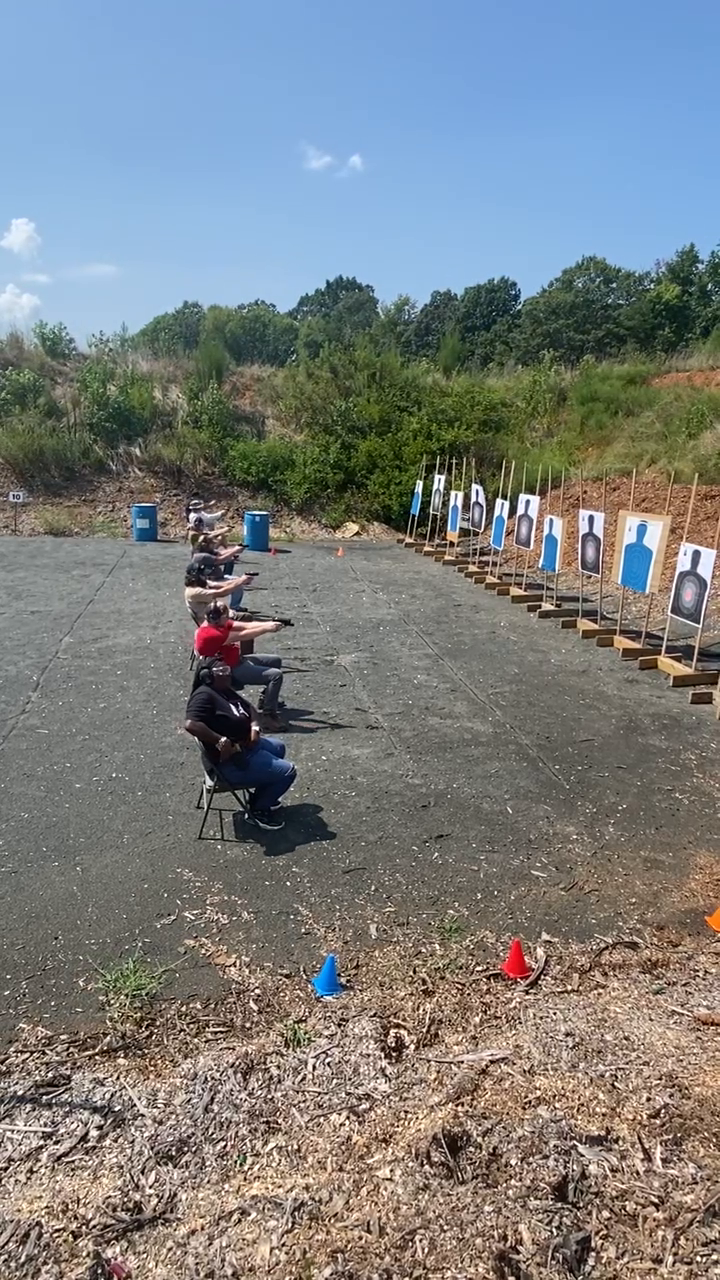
[501,938,533,981]
[336,547,345,557]
[270,547,277,556]
[706,906,720,932]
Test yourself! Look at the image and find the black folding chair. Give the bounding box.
[195,746,251,840]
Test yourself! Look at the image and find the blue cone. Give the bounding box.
[312,954,344,997]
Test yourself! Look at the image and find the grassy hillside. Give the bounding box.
[1,327,719,528]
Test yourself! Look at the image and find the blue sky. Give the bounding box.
[3,0,720,340]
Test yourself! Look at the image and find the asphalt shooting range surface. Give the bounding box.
[0,535,718,1037]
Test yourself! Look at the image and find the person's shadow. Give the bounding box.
[232,802,336,855]
[283,708,352,734]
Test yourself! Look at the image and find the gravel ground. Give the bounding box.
[0,537,718,1044]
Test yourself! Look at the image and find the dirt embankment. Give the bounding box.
[0,472,395,542]
[651,370,720,389]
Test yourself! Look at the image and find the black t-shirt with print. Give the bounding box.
[192,551,224,581]
[185,686,253,763]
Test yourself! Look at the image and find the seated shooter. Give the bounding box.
[195,602,286,726]
[184,563,252,625]
[185,656,296,830]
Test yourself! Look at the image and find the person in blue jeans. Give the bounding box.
[185,657,296,831]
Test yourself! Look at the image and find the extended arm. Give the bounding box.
[228,620,283,639]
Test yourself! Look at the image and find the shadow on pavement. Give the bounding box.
[232,802,336,855]
[284,708,352,733]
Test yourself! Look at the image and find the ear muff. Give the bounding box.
[197,659,216,686]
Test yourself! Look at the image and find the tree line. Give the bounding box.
[130,244,720,370]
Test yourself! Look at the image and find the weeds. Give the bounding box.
[37,506,79,536]
[436,914,466,944]
[88,516,124,538]
[96,953,166,1026]
[282,1019,313,1050]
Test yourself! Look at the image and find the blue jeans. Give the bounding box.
[230,655,283,711]
[218,736,296,810]
[229,585,244,610]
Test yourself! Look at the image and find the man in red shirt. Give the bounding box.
[195,603,286,725]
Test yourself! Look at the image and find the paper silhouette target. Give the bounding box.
[513,493,540,550]
[668,543,716,628]
[469,482,486,533]
[430,473,446,515]
[409,479,423,518]
[578,509,605,577]
[538,515,566,574]
[490,498,509,551]
[446,490,463,543]
[612,510,671,595]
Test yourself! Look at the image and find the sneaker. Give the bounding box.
[260,711,287,731]
[246,807,285,831]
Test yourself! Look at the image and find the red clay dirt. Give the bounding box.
[651,369,720,389]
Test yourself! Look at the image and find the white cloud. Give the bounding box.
[63,262,119,279]
[0,217,42,258]
[337,152,365,178]
[301,143,336,172]
[22,272,52,284]
[0,283,41,324]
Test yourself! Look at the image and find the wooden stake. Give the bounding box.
[433,454,450,549]
[542,465,553,605]
[521,464,542,591]
[406,455,427,542]
[660,474,698,656]
[690,508,720,671]
[492,459,516,582]
[638,471,675,647]
[615,468,637,636]
[553,469,566,608]
[486,458,506,573]
[510,462,527,588]
[597,469,607,626]
[424,454,441,549]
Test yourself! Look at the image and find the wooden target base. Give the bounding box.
[509,587,544,605]
[612,636,660,661]
[568,619,617,640]
[636,655,720,688]
[536,606,582,620]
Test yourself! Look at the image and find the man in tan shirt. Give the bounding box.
[184,562,252,626]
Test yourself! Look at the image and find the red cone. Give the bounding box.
[501,938,533,981]
[270,547,277,556]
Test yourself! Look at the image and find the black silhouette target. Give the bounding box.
[669,545,711,627]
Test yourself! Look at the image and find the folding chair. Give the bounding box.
[195,746,251,840]
[186,602,201,670]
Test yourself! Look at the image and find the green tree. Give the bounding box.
[223,302,297,365]
[371,295,418,355]
[408,289,459,360]
[513,256,644,364]
[32,320,77,362]
[134,300,205,356]
[291,276,378,348]
[456,277,521,367]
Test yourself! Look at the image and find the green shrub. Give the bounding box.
[0,368,52,419]
[32,320,78,362]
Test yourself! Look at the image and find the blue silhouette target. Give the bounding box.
[491,498,509,551]
[614,512,669,596]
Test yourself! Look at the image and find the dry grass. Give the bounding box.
[0,929,718,1278]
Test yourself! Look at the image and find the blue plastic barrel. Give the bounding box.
[131,503,158,542]
[243,510,270,552]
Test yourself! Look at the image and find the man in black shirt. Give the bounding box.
[185,656,296,830]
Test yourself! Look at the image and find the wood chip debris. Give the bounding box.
[0,930,718,1278]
